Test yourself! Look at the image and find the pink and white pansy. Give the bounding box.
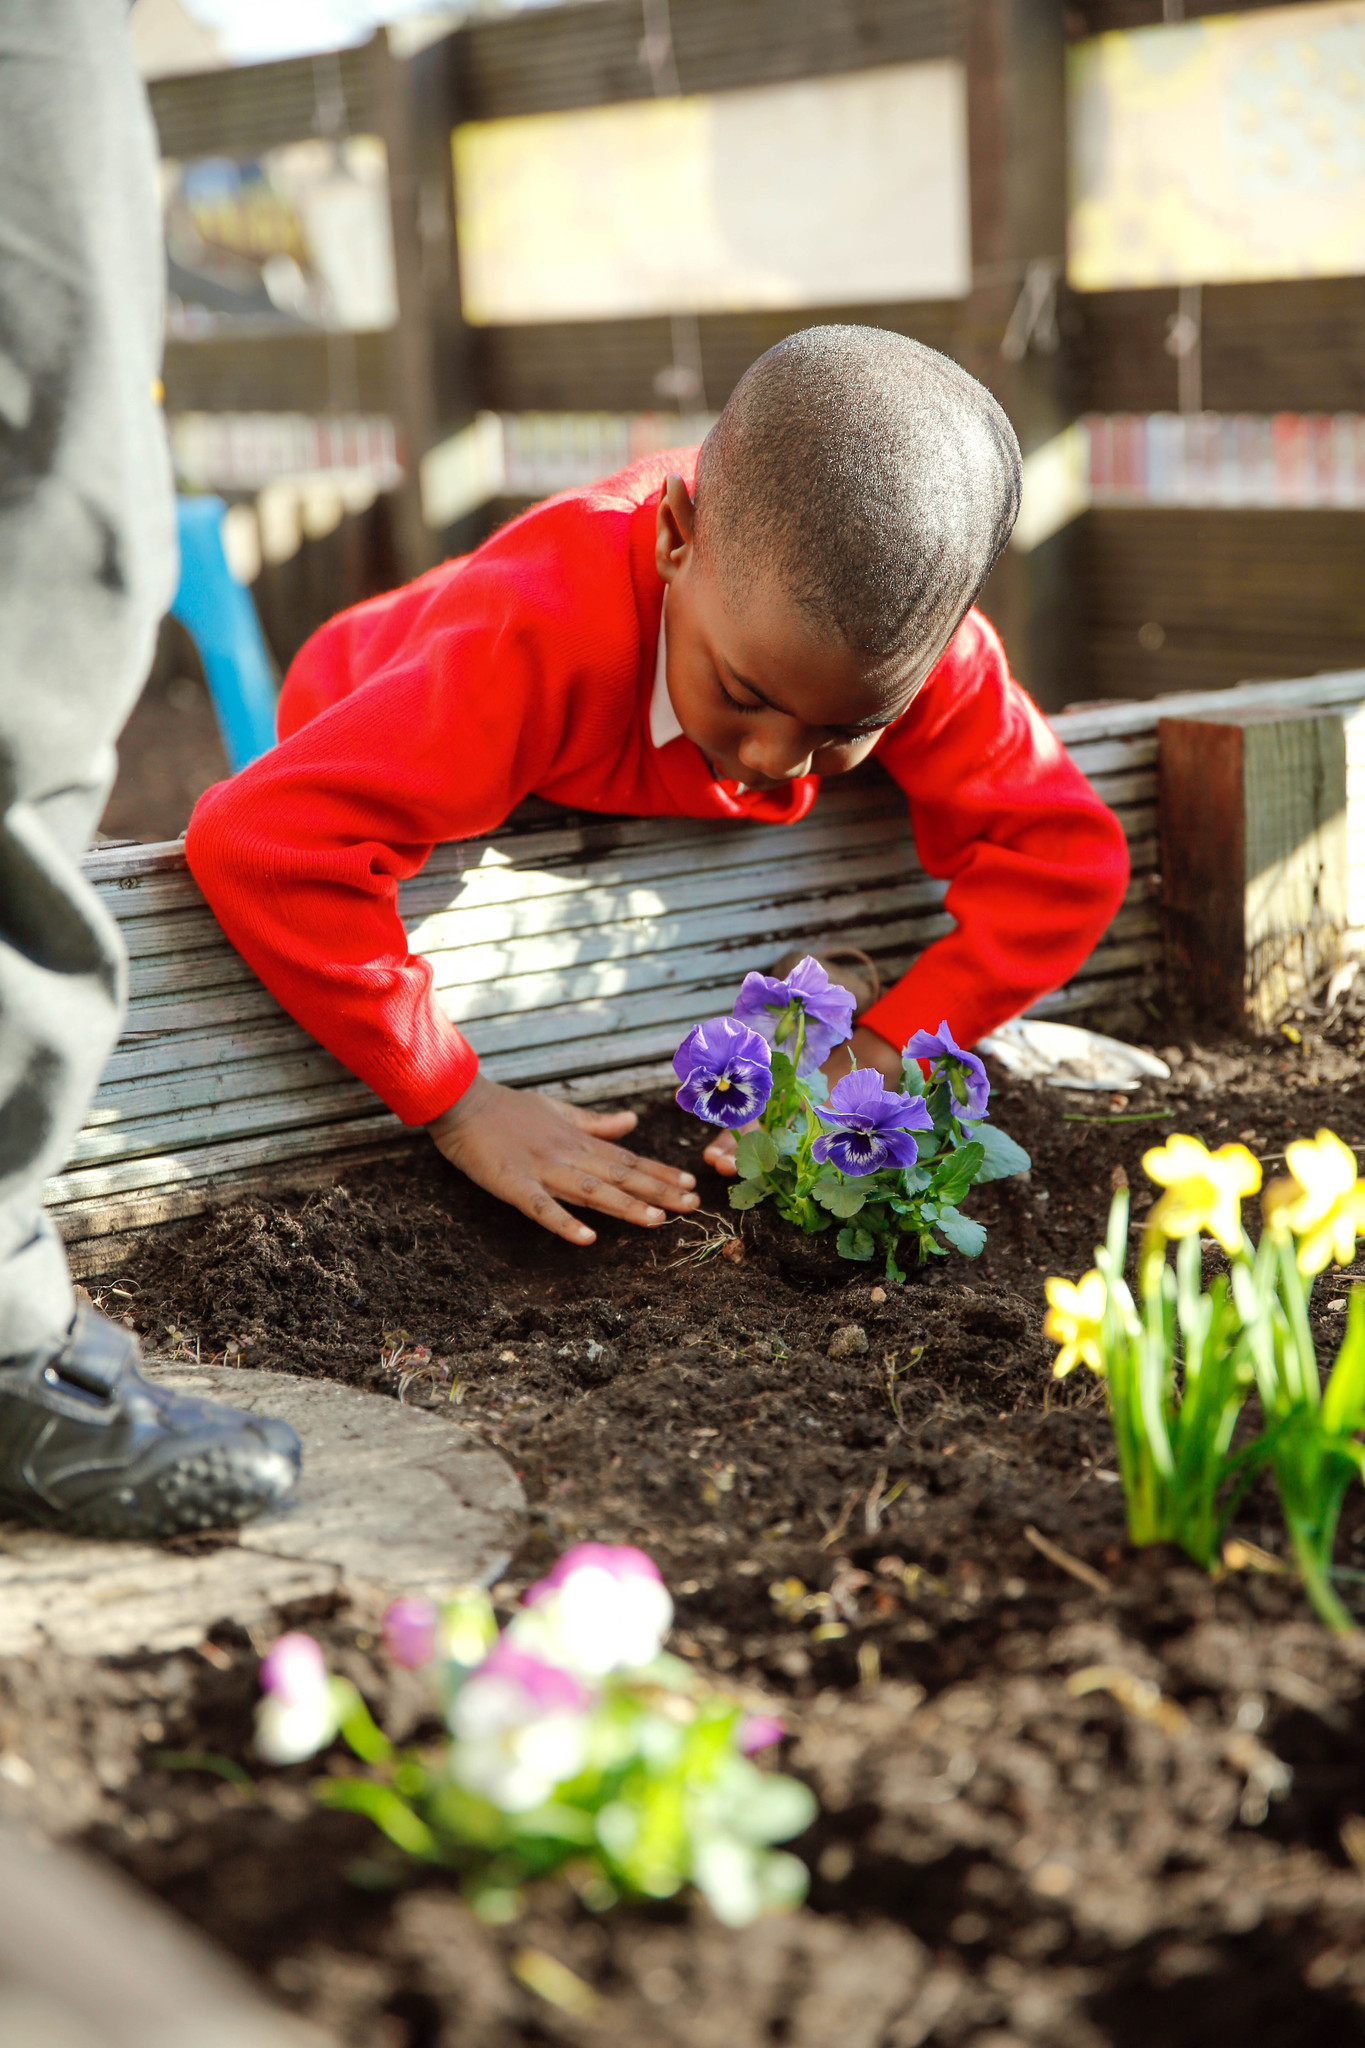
[510,1542,674,1677]
[255,1632,341,1764]
[448,1639,592,1812]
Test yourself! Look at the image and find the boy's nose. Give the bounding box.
[738,724,814,782]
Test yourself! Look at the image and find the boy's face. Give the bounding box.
[654,476,917,791]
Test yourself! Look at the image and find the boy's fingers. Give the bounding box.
[704,1131,739,1176]
[511,1180,597,1246]
[583,1138,696,1192]
[589,1152,698,1207]
[550,1168,669,1230]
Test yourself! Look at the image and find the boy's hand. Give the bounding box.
[429,1074,700,1244]
[702,1025,902,1176]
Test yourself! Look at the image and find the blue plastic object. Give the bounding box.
[171,495,278,772]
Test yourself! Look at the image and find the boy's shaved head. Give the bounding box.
[694,326,1021,682]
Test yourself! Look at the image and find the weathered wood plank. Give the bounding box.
[1160,708,1348,1032]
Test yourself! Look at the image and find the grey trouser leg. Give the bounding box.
[0,0,175,1358]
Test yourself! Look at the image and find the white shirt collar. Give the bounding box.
[649,600,684,749]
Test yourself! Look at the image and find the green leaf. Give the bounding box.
[899,1058,926,1098]
[936,1206,987,1258]
[734,1128,779,1179]
[914,1130,941,1161]
[314,1776,438,1858]
[1324,1286,1365,1435]
[771,1125,800,1158]
[728,1180,768,1211]
[334,1680,394,1766]
[837,1226,876,1262]
[900,1166,932,1195]
[803,1068,829,1105]
[811,1178,866,1218]
[722,1763,818,1845]
[972,1122,1032,1183]
[932,1141,985,1208]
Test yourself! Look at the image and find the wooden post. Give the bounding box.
[370,27,472,578]
[1159,708,1348,1032]
[961,0,1079,712]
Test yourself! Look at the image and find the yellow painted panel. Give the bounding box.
[1069,0,1365,291]
[453,62,970,325]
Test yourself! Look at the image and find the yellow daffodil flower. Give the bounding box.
[1263,1128,1365,1274]
[1141,1133,1261,1254]
[1043,1270,1108,1378]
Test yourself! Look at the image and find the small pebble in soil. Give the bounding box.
[827,1324,869,1359]
[868,1285,887,1303]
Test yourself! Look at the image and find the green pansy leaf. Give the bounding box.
[837,1226,876,1262]
[901,1165,932,1194]
[728,1180,768,1211]
[915,1130,941,1161]
[936,1206,987,1258]
[933,1141,985,1207]
[812,1181,867,1218]
[734,1128,779,1179]
[972,1123,1032,1183]
[899,1058,926,1098]
[804,1068,830,1105]
[771,1125,800,1158]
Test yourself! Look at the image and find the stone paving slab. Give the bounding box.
[0,1367,523,1659]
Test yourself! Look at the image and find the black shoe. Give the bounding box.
[0,1305,300,1540]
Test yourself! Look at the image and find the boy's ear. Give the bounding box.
[654,474,695,583]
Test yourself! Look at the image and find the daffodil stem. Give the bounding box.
[1287,1522,1356,1634]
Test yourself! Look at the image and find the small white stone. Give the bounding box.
[827,1325,869,1360]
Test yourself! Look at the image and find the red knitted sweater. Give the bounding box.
[185,450,1129,1126]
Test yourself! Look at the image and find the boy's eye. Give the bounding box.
[717,676,764,716]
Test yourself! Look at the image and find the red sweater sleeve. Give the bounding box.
[185,554,595,1127]
[859,609,1130,1055]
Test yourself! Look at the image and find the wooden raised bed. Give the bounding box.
[55,671,1365,1269]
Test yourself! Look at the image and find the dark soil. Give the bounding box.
[12,1026,1365,2046]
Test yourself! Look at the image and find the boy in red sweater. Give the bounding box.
[187,328,1128,1249]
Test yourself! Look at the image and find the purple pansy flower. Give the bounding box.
[674,1016,773,1128]
[901,1019,991,1122]
[733,956,856,1075]
[812,1069,933,1177]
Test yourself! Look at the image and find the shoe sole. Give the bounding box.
[0,1441,300,1543]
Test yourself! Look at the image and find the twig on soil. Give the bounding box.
[817,1486,863,1551]
[1023,1523,1111,1595]
[881,1346,922,1430]
[1067,1665,1188,1737]
[511,1949,601,2019]
[1221,1537,1289,1576]
[1061,1109,1174,1125]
